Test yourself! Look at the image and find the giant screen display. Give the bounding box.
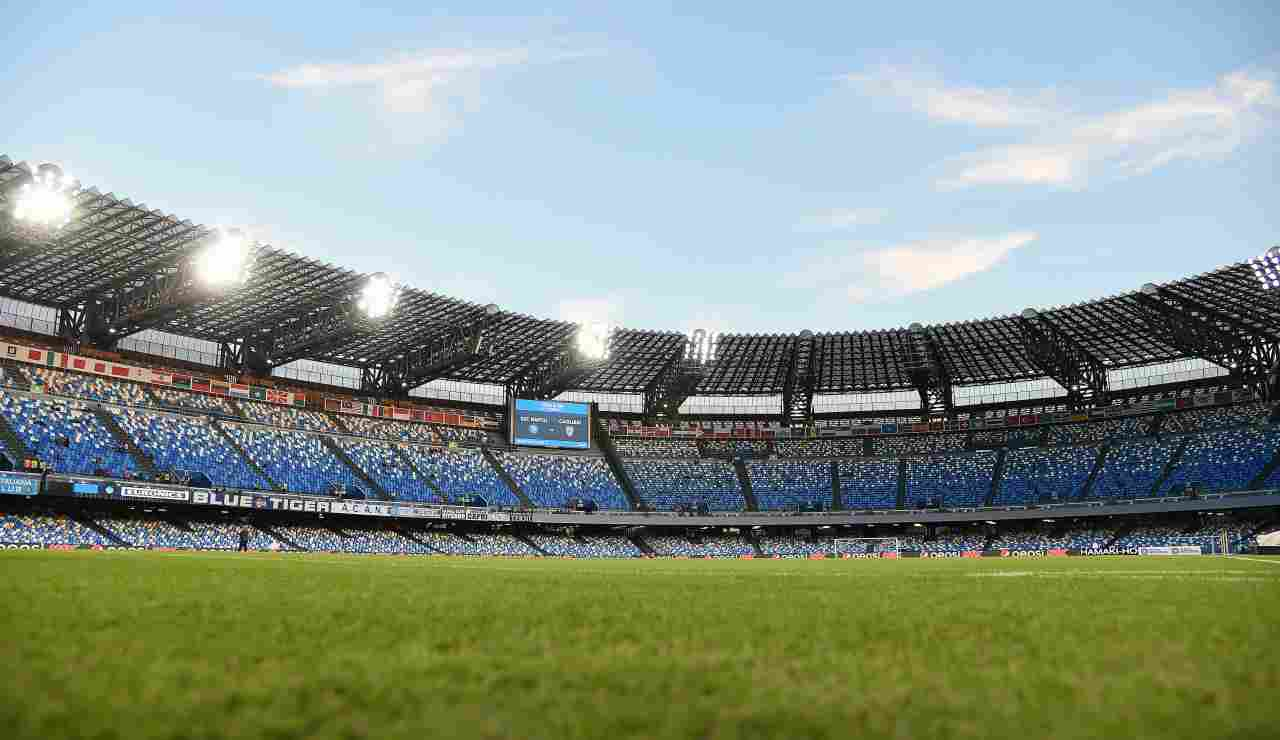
[510,399,591,450]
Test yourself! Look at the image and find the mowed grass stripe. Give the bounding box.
[0,551,1277,740]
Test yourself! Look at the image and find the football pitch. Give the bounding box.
[1,552,1278,739]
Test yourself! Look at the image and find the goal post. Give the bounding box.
[832,537,900,558]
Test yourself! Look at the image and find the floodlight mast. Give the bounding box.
[12,162,78,229]
[358,273,398,320]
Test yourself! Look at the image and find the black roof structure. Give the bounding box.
[2,154,1277,420]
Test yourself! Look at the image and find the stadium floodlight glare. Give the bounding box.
[576,321,612,360]
[357,273,398,320]
[195,229,253,288]
[1249,246,1280,291]
[13,163,78,229]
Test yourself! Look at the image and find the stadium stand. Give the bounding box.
[1091,438,1179,499]
[26,367,149,407]
[334,437,435,501]
[400,447,518,506]
[644,532,754,557]
[0,512,113,546]
[151,387,237,415]
[527,532,641,557]
[613,437,701,459]
[111,409,266,490]
[1,396,138,477]
[773,438,864,458]
[236,400,340,433]
[224,425,358,495]
[336,415,439,445]
[1162,427,1280,495]
[871,434,965,457]
[494,451,628,510]
[837,459,899,509]
[998,445,1099,504]
[904,452,995,508]
[623,458,744,511]
[747,460,831,511]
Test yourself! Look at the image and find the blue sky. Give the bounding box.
[3,2,1278,340]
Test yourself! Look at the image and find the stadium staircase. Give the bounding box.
[733,459,758,511]
[67,511,131,546]
[211,421,282,491]
[626,528,656,556]
[986,448,1008,506]
[480,448,533,508]
[748,531,765,557]
[92,405,158,477]
[895,459,907,509]
[0,411,33,466]
[515,533,548,555]
[1249,436,1280,489]
[595,418,642,510]
[319,435,390,500]
[1078,443,1111,499]
[1150,437,1190,496]
[393,447,446,499]
[830,461,842,510]
[255,523,303,551]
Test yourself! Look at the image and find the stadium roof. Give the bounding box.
[1,154,1277,411]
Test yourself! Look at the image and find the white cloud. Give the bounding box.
[260,46,583,139]
[843,66,1064,127]
[788,232,1037,303]
[812,206,889,231]
[845,66,1278,189]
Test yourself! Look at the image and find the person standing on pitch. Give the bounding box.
[238,527,250,553]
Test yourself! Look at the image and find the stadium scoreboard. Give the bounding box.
[509,399,591,450]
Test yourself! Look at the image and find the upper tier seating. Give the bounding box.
[871,434,966,457]
[1162,427,1280,495]
[151,387,237,415]
[774,438,864,458]
[998,445,1099,504]
[400,447,518,506]
[336,415,438,445]
[495,452,628,510]
[224,425,358,495]
[837,459,899,509]
[623,458,744,511]
[904,452,995,508]
[748,460,831,511]
[1091,438,1180,499]
[335,437,435,501]
[237,400,340,433]
[613,437,701,459]
[27,368,149,407]
[1,396,138,477]
[111,409,266,490]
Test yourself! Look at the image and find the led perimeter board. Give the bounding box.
[509,399,592,450]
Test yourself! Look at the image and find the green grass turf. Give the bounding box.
[2,552,1279,740]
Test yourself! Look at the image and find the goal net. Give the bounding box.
[832,537,900,558]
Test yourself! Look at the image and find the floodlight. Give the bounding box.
[1249,246,1280,291]
[195,229,252,288]
[13,162,78,229]
[575,321,612,360]
[357,273,398,319]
